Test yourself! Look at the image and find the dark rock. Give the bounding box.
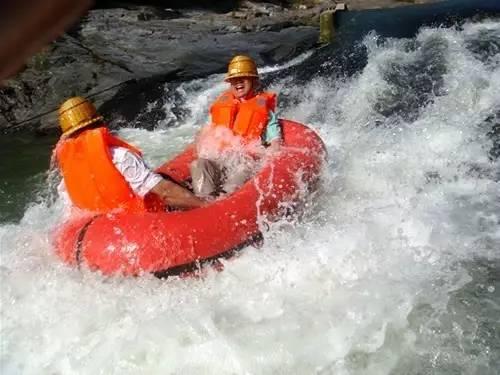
[1,4,318,133]
[99,25,318,129]
[95,0,242,13]
[137,7,183,21]
[1,32,135,133]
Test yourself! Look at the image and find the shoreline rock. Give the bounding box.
[0,0,440,134]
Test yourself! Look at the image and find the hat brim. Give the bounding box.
[62,116,103,137]
[224,73,259,82]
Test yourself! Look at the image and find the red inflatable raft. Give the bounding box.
[53,120,326,276]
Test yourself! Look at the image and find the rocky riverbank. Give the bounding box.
[0,0,439,134]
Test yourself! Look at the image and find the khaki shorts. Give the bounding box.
[190,158,253,198]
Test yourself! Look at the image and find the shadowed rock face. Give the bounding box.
[0,4,319,134]
[92,0,437,12]
[94,0,243,13]
[1,0,445,134]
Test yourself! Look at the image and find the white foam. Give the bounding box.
[1,20,500,374]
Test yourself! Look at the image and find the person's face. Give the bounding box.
[229,77,254,99]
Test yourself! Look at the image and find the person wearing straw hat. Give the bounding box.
[54,96,206,214]
[191,55,281,198]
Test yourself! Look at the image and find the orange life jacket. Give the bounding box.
[210,91,277,141]
[55,127,164,214]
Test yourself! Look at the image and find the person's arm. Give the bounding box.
[112,147,206,210]
[267,138,281,153]
[263,111,282,151]
[149,179,206,210]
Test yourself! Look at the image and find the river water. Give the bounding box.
[1,12,500,375]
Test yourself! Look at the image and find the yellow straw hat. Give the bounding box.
[59,97,103,137]
[225,55,259,82]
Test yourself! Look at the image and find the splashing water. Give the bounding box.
[1,20,500,374]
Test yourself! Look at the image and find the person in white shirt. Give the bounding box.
[55,97,205,214]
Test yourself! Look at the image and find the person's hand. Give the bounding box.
[267,139,281,154]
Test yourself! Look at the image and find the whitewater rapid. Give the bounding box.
[1,20,499,374]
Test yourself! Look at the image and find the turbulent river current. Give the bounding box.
[1,15,500,375]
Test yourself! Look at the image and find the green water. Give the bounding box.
[0,133,57,223]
